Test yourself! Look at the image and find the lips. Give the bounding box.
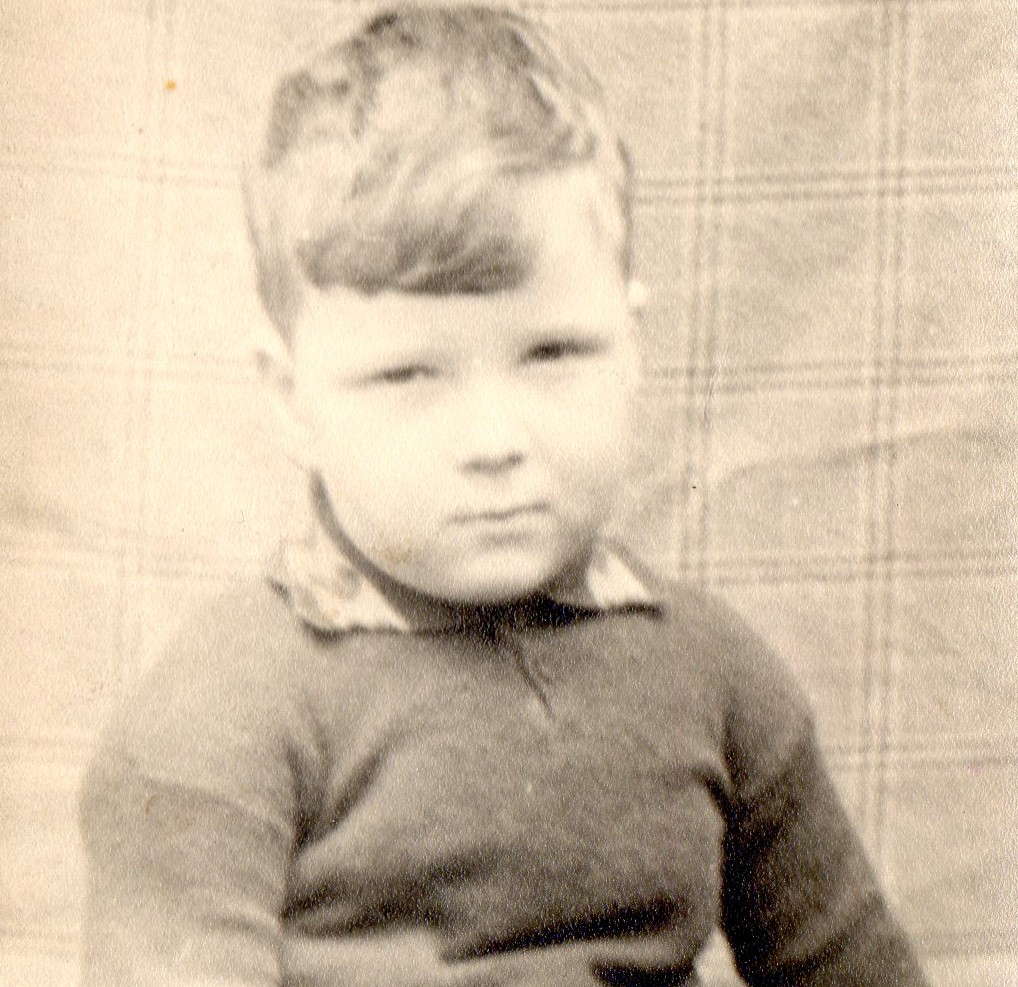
[450,503,549,524]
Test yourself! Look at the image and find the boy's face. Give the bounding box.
[282,168,640,604]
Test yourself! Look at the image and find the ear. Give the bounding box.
[255,347,312,467]
[627,280,649,320]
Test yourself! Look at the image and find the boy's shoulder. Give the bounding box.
[93,576,375,772]
[647,572,812,719]
[162,575,315,672]
[124,575,367,724]
[646,570,768,660]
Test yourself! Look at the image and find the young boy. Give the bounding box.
[79,5,929,986]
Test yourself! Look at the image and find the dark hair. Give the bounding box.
[244,2,632,342]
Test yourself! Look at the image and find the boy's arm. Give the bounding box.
[715,607,930,987]
[78,600,306,987]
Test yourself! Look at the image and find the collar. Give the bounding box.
[267,488,659,635]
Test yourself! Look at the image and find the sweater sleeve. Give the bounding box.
[78,590,315,987]
[714,604,929,987]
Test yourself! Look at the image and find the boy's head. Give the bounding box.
[252,4,644,606]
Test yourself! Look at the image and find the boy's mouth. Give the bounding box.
[451,503,549,525]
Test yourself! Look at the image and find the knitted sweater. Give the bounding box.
[79,574,928,987]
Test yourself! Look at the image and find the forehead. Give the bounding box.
[293,169,632,366]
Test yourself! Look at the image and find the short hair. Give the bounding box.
[244,2,632,342]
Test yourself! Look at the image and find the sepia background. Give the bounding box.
[2,0,1016,984]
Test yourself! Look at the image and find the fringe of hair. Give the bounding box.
[244,2,632,343]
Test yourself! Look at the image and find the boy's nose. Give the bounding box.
[455,377,529,475]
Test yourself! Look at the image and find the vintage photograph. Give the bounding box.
[2,1,1015,985]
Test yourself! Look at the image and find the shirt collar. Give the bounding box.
[268,486,659,635]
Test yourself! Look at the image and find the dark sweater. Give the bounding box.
[79,577,928,987]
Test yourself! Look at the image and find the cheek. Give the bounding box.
[534,375,636,481]
[313,399,434,477]
[310,404,450,539]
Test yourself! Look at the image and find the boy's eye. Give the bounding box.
[370,364,438,386]
[524,337,602,364]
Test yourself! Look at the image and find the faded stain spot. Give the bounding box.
[165,80,177,92]
[382,545,414,564]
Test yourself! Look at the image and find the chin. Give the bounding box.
[432,551,579,606]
